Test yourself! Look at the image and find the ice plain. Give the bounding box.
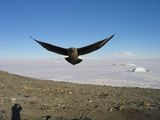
[0,58,160,89]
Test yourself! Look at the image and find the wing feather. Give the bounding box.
[31,37,68,56]
[78,34,114,55]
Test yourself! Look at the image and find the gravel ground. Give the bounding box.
[0,70,160,120]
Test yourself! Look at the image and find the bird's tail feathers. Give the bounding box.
[75,58,82,65]
[65,57,82,65]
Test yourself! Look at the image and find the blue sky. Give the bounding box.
[0,0,160,59]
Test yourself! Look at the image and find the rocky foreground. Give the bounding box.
[0,70,160,120]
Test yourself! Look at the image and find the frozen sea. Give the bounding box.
[0,58,160,89]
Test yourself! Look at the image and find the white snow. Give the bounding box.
[0,58,160,89]
[113,63,136,67]
[129,67,149,72]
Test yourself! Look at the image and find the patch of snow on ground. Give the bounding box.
[129,67,149,72]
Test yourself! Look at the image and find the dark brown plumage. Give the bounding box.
[31,34,114,65]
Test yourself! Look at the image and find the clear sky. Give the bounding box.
[0,0,160,59]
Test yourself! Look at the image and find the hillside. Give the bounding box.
[0,70,160,120]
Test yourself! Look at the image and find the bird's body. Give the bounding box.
[64,47,81,65]
[68,47,78,60]
[32,34,114,65]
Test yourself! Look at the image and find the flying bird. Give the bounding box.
[31,34,114,65]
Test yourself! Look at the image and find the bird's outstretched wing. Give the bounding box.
[78,34,114,55]
[31,37,68,56]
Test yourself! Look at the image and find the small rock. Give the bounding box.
[62,105,67,110]
[108,107,114,112]
[0,109,5,120]
[68,91,72,94]
[94,105,98,108]
[143,101,151,107]
[98,92,109,99]
[71,117,92,120]
[24,95,30,98]
[45,115,52,120]
[0,99,4,104]
[119,106,124,111]
[40,104,51,110]
[88,98,92,103]
[9,98,17,103]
